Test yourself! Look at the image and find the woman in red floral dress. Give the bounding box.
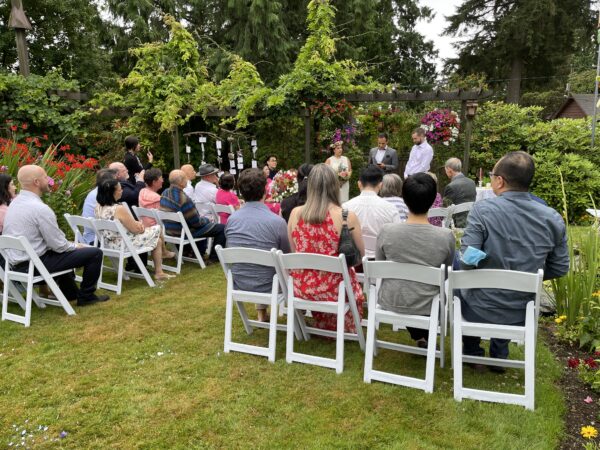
[287,164,365,332]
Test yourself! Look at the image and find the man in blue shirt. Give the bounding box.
[460,151,569,369]
[225,168,290,322]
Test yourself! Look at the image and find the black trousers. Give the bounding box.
[17,248,103,301]
[191,224,226,260]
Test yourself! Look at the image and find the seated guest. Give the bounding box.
[379,173,408,222]
[4,165,108,306]
[460,151,569,368]
[426,172,443,227]
[110,162,144,208]
[376,173,455,347]
[194,163,219,217]
[95,178,173,280]
[288,164,365,332]
[181,164,197,201]
[443,158,476,228]
[138,168,164,227]
[263,165,281,215]
[343,165,400,259]
[226,169,290,322]
[161,170,226,261]
[82,168,118,244]
[281,163,313,222]
[0,173,17,233]
[215,173,240,224]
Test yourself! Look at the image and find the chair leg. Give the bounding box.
[224,282,234,354]
[363,300,377,383]
[116,256,124,295]
[286,294,295,364]
[335,291,345,374]
[24,277,33,327]
[268,291,278,363]
[524,303,536,410]
[424,298,440,393]
[1,272,10,321]
[453,299,463,402]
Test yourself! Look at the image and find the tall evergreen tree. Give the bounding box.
[445,0,595,103]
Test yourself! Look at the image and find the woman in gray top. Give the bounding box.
[375,172,455,345]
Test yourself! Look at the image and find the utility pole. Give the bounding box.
[9,0,32,76]
[591,11,600,148]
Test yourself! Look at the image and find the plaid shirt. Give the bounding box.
[160,186,211,236]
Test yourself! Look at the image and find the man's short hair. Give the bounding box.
[238,168,267,202]
[402,173,437,215]
[412,127,426,137]
[494,151,535,191]
[445,157,462,172]
[124,136,139,151]
[359,164,384,187]
[219,173,235,191]
[377,132,388,140]
[144,168,162,186]
[265,155,277,163]
[96,168,117,185]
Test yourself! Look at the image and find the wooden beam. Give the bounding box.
[344,90,494,103]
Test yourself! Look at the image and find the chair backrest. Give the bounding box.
[0,235,45,274]
[451,202,474,216]
[132,206,159,223]
[64,213,96,245]
[427,207,449,220]
[195,201,217,222]
[278,252,346,274]
[212,204,235,215]
[364,260,445,287]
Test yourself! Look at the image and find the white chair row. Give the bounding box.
[217,246,544,409]
[427,201,474,229]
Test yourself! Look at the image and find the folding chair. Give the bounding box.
[449,267,544,410]
[211,204,235,224]
[363,259,446,393]
[215,245,305,362]
[92,218,156,294]
[0,235,76,327]
[64,213,98,282]
[277,252,365,374]
[427,206,452,228]
[195,201,216,222]
[448,202,474,230]
[154,210,207,273]
[131,206,159,227]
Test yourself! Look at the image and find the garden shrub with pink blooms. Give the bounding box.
[1,121,98,235]
[419,109,460,146]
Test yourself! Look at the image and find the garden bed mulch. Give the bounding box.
[542,322,600,449]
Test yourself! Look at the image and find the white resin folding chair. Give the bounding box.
[215,245,305,362]
[448,267,544,410]
[195,201,216,221]
[427,206,453,228]
[0,235,76,327]
[363,258,446,393]
[211,204,235,224]
[92,219,156,295]
[154,210,207,273]
[448,202,474,229]
[277,252,365,374]
[64,213,98,282]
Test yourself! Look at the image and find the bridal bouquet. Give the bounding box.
[337,163,350,183]
[270,170,298,202]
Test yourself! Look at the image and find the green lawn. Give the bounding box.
[0,263,565,449]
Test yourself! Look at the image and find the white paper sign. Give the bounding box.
[199,136,207,143]
[237,163,243,169]
[251,139,257,146]
[218,171,224,178]
[216,140,222,149]
[185,145,191,154]
[251,160,258,168]
[229,169,236,175]
[237,157,243,164]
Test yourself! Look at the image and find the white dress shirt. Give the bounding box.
[194,179,217,216]
[183,180,195,202]
[343,190,401,258]
[404,141,434,178]
[375,148,386,164]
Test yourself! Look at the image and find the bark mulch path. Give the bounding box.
[542,323,600,449]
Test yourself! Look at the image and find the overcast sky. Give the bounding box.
[414,0,461,73]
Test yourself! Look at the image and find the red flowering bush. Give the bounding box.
[568,352,600,392]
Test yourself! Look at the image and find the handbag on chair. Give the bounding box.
[338,208,361,267]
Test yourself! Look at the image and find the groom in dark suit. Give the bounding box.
[443,157,476,227]
[368,133,398,174]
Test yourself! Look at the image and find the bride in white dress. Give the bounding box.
[325,140,352,203]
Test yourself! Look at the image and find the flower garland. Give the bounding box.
[420,109,460,146]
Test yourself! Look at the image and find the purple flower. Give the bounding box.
[59,431,67,439]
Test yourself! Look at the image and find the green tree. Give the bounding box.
[445,0,595,103]
[0,0,113,87]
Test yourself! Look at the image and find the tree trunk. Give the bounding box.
[506,57,523,104]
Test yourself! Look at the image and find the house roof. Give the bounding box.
[551,94,596,119]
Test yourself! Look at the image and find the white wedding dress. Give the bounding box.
[328,155,350,203]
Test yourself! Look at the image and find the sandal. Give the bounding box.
[154,273,176,281]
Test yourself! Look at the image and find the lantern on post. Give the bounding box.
[463,100,478,175]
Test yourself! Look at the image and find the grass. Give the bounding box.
[0,263,566,449]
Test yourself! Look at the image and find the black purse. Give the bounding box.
[338,208,361,267]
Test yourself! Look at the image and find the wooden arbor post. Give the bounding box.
[462,101,479,176]
[304,108,311,163]
[9,0,32,77]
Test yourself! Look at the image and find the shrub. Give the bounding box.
[532,150,600,223]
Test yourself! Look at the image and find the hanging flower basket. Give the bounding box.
[420,109,460,146]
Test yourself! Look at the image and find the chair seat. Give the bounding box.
[293,298,351,314]
[460,318,526,341]
[7,268,73,283]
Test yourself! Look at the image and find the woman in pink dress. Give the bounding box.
[263,165,281,215]
[426,172,443,227]
[287,163,365,332]
[215,173,240,224]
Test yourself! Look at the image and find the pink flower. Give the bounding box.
[47,177,55,187]
[585,396,594,404]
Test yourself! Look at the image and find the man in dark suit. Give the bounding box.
[123,136,153,184]
[368,133,398,174]
[443,157,476,228]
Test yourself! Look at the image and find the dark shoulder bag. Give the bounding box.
[338,208,361,267]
